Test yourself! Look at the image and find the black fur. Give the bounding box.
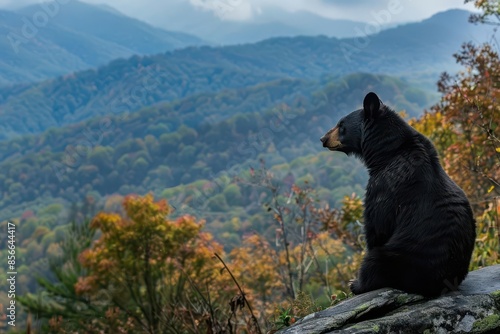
[321,92,476,297]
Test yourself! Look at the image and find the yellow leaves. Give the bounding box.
[227,234,284,319]
[410,110,457,158]
[312,232,344,258]
[90,212,121,231]
[496,147,500,153]
[341,194,364,223]
[78,248,96,268]
[397,110,408,119]
[121,193,171,231]
[487,185,495,193]
[230,234,282,291]
[78,193,221,300]
[155,224,167,232]
[470,203,500,270]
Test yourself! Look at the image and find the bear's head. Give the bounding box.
[320,92,384,157]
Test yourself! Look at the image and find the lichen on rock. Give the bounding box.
[278,265,500,334]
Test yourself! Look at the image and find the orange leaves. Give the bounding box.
[229,234,283,319]
[72,193,233,331]
[291,184,301,195]
[76,193,220,295]
[74,276,97,295]
[412,42,500,204]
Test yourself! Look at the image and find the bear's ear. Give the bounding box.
[363,92,381,119]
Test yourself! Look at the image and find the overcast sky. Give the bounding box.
[0,0,476,24]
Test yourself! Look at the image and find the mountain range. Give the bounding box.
[0,1,203,86]
[0,8,491,140]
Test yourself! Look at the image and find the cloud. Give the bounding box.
[246,0,476,22]
[188,0,254,20]
[0,0,476,24]
[0,0,35,9]
[320,0,373,7]
[154,0,476,23]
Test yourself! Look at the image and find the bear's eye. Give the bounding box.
[339,123,346,135]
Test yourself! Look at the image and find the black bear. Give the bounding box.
[320,92,476,297]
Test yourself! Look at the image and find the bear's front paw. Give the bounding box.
[349,279,362,295]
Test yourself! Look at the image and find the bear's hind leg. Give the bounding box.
[350,249,393,295]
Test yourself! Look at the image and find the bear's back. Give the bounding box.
[363,119,475,258]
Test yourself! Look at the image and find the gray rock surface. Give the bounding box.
[279,265,500,333]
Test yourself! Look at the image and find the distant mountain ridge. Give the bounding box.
[0,1,203,86]
[149,1,387,45]
[0,73,433,221]
[16,1,203,55]
[0,9,490,140]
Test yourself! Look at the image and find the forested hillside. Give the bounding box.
[0,9,488,140]
[0,73,434,223]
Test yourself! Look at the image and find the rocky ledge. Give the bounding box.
[279,265,500,333]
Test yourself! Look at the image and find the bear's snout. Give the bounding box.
[321,126,342,151]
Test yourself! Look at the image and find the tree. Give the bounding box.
[241,163,364,306]
[19,195,242,333]
[420,42,500,204]
[76,194,227,333]
[18,218,101,333]
[466,0,500,25]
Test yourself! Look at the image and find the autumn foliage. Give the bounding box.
[18,3,500,333]
[86,194,235,332]
[411,1,499,270]
[17,183,366,334]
